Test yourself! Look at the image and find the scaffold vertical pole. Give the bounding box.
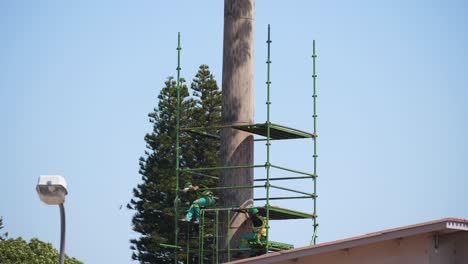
[312,39,318,245]
[200,210,205,264]
[215,209,219,263]
[186,226,190,264]
[198,217,202,264]
[227,209,231,262]
[265,24,272,253]
[175,32,182,263]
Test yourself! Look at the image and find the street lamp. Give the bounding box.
[36,175,68,264]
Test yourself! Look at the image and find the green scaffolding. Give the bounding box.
[172,25,318,263]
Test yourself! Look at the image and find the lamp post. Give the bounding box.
[36,175,68,264]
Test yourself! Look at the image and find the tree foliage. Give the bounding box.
[0,217,83,264]
[0,238,83,264]
[129,65,222,263]
[190,64,222,172]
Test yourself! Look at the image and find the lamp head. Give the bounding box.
[36,175,68,205]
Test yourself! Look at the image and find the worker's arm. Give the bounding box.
[183,184,200,193]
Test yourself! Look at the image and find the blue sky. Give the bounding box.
[1,1,467,263]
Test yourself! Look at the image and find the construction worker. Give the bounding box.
[182,181,199,193]
[181,190,218,224]
[175,181,200,207]
[239,207,267,256]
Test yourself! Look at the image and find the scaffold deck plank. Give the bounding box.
[232,123,314,140]
[258,206,315,220]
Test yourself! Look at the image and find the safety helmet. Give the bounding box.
[184,182,192,189]
[248,207,259,214]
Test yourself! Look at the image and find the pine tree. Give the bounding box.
[128,76,194,263]
[184,65,222,262]
[190,64,222,171]
[129,66,221,263]
[0,216,7,241]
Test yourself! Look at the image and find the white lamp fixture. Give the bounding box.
[36,175,68,205]
[36,175,68,264]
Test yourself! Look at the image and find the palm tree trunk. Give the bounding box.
[220,0,255,260]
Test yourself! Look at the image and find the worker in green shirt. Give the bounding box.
[239,207,267,256]
[181,188,218,224]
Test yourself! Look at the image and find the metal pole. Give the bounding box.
[269,164,315,177]
[198,215,202,264]
[227,209,231,262]
[203,185,264,191]
[160,244,182,249]
[181,164,265,172]
[254,175,316,181]
[215,209,219,264]
[186,225,190,264]
[59,203,65,264]
[265,23,272,254]
[200,210,205,264]
[269,185,315,196]
[185,171,219,180]
[175,32,182,263]
[254,196,313,201]
[312,39,318,245]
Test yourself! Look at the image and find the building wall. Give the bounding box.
[275,231,468,264]
[428,231,468,264]
[454,231,468,263]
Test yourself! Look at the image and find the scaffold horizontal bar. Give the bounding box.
[270,185,314,196]
[199,206,315,219]
[203,185,264,191]
[160,243,181,249]
[254,175,316,181]
[200,207,239,212]
[270,164,314,176]
[181,164,265,172]
[254,196,314,201]
[217,248,251,252]
[180,126,217,131]
[184,171,219,180]
[183,129,220,139]
[180,122,251,132]
[254,138,285,142]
